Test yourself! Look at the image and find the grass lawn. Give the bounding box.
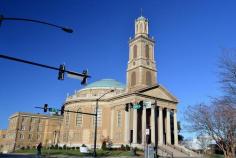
[15,148,137,157]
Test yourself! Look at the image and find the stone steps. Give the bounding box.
[157,145,202,158]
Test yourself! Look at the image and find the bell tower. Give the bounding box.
[127,16,157,91]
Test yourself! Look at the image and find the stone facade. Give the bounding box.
[0,112,62,153]
[59,16,179,149]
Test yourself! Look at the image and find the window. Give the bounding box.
[63,133,68,142]
[76,108,83,127]
[93,108,102,127]
[146,71,152,86]
[19,134,24,139]
[65,112,69,127]
[117,111,122,128]
[28,134,32,140]
[140,23,143,32]
[145,45,149,59]
[131,72,136,86]
[133,45,137,59]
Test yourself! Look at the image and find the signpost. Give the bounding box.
[144,101,152,109]
[133,104,141,109]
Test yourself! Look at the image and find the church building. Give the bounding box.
[1,16,201,157]
[60,15,179,149]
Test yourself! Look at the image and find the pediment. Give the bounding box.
[138,84,178,102]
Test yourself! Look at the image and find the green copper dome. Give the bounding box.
[84,79,125,89]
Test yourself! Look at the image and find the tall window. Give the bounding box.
[117,111,122,128]
[131,72,136,86]
[28,134,32,140]
[37,134,41,140]
[145,45,149,59]
[133,45,137,59]
[19,134,24,139]
[93,108,102,127]
[76,108,83,127]
[65,112,69,127]
[146,71,152,86]
[140,23,143,32]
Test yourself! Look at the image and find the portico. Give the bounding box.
[124,94,178,147]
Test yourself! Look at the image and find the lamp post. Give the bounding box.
[0,15,73,33]
[93,89,114,157]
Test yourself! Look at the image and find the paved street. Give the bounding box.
[0,153,142,158]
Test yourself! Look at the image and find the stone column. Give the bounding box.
[133,109,137,144]
[166,108,171,144]
[151,105,156,145]
[142,107,146,145]
[158,107,163,145]
[173,109,178,145]
[110,108,114,139]
[125,110,130,144]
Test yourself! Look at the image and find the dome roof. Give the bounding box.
[83,79,125,89]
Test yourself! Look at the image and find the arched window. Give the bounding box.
[133,45,137,59]
[131,72,136,86]
[65,113,69,127]
[145,45,149,59]
[76,108,83,127]
[146,71,152,86]
[140,23,143,32]
[93,108,102,127]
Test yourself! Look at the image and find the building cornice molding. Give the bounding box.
[64,84,178,106]
[129,35,155,44]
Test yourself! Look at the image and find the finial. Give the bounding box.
[141,8,143,17]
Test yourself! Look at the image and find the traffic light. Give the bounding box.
[60,105,65,115]
[139,101,143,110]
[81,70,88,85]
[43,104,48,112]
[58,64,65,80]
[125,103,129,112]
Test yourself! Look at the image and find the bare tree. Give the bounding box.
[185,51,236,158]
[196,133,212,154]
[219,51,236,104]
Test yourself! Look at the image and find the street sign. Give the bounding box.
[49,108,58,113]
[133,104,141,109]
[144,101,152,109]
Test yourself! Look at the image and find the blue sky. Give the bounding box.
[0,0,235,138]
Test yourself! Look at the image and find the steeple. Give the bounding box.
[126,16,157,91]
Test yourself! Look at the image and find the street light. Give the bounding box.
[0,15,73,33]
[93,89,115,157]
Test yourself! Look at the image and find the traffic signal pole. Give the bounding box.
[35,106,96,116]
[0,54,90,83]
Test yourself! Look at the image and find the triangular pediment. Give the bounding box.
[137,84,178,102]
